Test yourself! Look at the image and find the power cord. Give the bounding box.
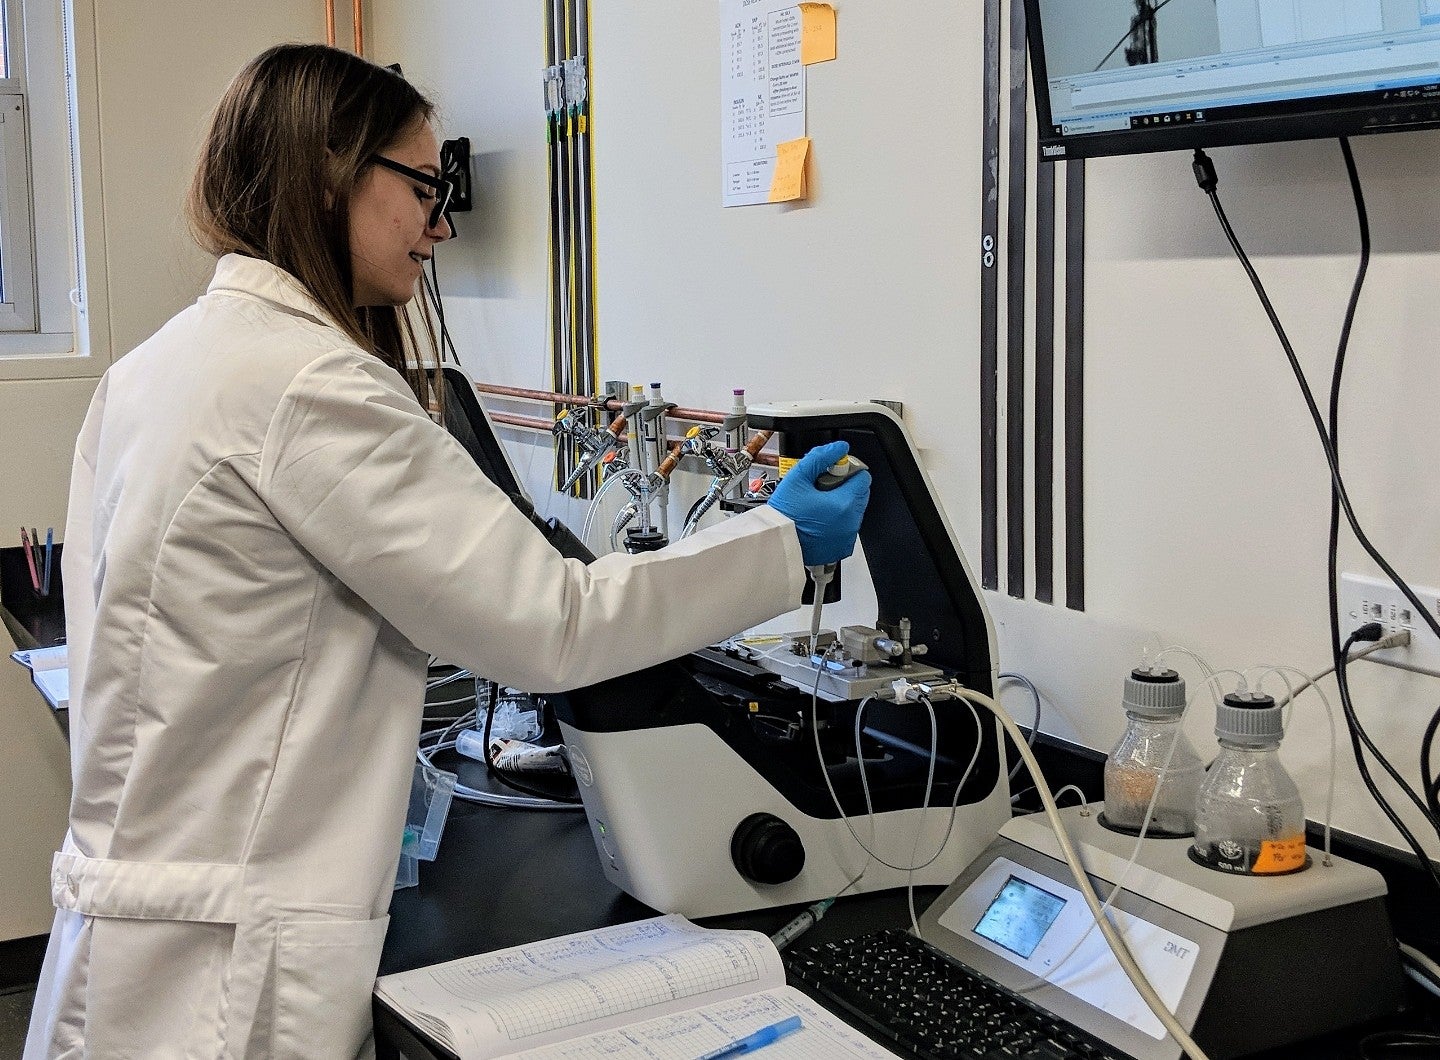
[1192,145,1440,888]
[1399,941,1440,1002]
[1359,1032,1440,1058]
[1336,625,1440,895]
[1190,146,1440,650]
[1270,630,1411,710]
[1424,704,1440,819]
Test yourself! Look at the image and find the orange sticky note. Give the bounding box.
[768,137,810,202]
[799,3,836,65]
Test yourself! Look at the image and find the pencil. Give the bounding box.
[30,528,42,594]
[20,528,40,592]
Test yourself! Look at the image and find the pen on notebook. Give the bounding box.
[42,528,53,596]
[694,1015,803,1060]
[20,528,40,592]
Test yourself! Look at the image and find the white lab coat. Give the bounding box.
[24,254,806,1059]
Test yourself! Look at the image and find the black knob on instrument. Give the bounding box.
[731,813,805,885]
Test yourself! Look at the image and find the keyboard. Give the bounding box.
[784,930,1130,1060]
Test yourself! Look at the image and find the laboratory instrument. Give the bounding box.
[890,804,1400,1060]
[1101,667,1202,838]
[552,404,628,493]
[554,401,1009,916]
[679,426,774,538]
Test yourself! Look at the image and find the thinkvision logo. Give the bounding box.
[1042,145,1066,158]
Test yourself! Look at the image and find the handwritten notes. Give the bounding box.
[768,137,810,202]
[799,4,836,65]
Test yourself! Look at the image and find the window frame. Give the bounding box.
[0,0,109,380]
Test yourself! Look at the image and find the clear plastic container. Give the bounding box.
[1191,691,1308,876]
[393,761,457,890]
[1101,667,1203,838]
[489,687,542,742]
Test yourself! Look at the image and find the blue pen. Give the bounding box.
[42,528,53,596]
[694,1015,803,1060]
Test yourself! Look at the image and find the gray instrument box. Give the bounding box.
[916,806,1402,1060]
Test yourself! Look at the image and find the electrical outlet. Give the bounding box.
[1338,573,1440,677]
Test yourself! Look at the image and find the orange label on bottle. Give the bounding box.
[1251,834,1307,874]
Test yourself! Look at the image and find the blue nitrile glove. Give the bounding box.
[767,440,871,567]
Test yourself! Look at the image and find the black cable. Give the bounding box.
[480,680,583,805]
[1192,148,1440,894]
[1190,147,1440,652]
[1324,135,1375,835]
[1422,705,1439,818]
[682,491,709,533]
[1336,627,1440,896]
[1359,1032,1440,1058]
[423,261,463,368]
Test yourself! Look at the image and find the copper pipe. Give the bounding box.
[474,382,730,426]
[324,0,336,46]
[667,406,725,425]
[352,0,364,55]
[490,411,554,432]
[656,440,686,481]
[488,413,777,467]
[743,429,775,459]
[476,382,595,406]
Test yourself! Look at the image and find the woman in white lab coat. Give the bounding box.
[23,44,868,1060]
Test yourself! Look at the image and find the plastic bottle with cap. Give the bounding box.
[1101,667,1204,838]
[1191,690,1308,875]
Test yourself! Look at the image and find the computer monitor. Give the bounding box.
[1025,0,1440,160]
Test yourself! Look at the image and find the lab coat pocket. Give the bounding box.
[271,913,390,1058]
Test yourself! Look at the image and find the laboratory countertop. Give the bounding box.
[373,783,1438,1060]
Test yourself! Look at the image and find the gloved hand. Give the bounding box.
[767,440,871,567]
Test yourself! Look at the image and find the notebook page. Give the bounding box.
[510,987,902,1060]
[10,644,67,671]
[374,915,787,1059]
[32,667,69,709]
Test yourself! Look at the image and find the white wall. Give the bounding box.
[0,0,323,941]
[373,3,1440,866]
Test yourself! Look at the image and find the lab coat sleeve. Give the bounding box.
[257,350,806,692]
[60,374,107,749]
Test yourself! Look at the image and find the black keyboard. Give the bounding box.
[784,930,1131,1060]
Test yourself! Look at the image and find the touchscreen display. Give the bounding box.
[973,875,1067,959]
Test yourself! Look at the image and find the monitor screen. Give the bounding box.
[972,875,1068,959]
[1025,0,1440,159]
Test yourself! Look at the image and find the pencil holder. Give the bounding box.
[0,542,65,648]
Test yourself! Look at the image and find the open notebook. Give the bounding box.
[10,643,68,710]
[375,914,899,1060]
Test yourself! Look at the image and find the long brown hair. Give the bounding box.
[187,43,440,408]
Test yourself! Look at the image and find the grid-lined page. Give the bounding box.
[511,987,902,1060]
[374,915,788,1059]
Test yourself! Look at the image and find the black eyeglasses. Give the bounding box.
[369,155,453,230]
